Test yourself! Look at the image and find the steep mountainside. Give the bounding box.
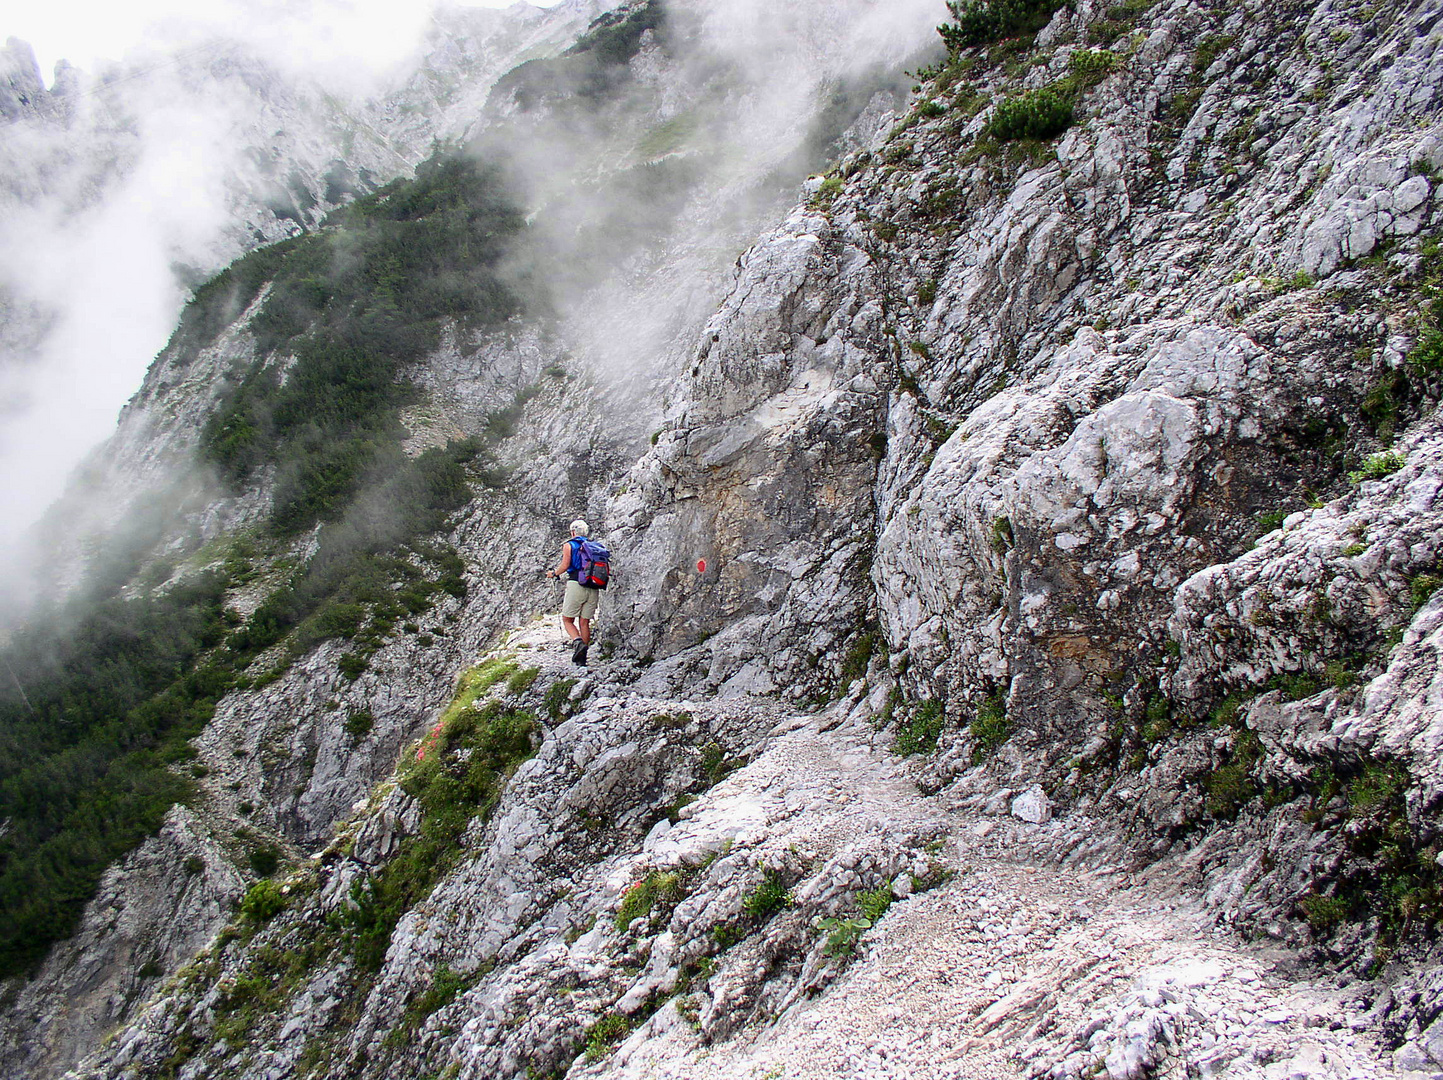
[0,2,938,1076]
[0,2,608,606]
[4,0,1443,1078]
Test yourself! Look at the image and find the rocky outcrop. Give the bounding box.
[0,38,71,124]
[606,206,889,695]
[0,808,242,1080]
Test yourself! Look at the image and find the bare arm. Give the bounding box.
[547,541,571,578]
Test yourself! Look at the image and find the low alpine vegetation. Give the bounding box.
[741,867,792,919]
[239,880,288,923]
[584,1012,634,1063]
[1348,450,1406,483]
[342,695,536,971]
[892,699,946,756]
[615,870,686,931]
[938,0,1069,53]
[985,86,1074,142]
[816,913,873,957]
[969,692,1010,762]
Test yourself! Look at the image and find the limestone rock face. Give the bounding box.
[0,38,66,124]
[10,0,1443,1077]
[605,208,889,694]
[0,808,243,1080]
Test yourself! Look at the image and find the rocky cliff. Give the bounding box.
[4,0,1443,1077]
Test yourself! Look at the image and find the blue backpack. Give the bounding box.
[574,538,611,590]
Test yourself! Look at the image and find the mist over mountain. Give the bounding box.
[3,1,1443,1078]
[0,2,604,614]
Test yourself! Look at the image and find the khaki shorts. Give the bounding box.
[561,580,600,620]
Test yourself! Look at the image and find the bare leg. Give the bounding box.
[578,617,591,645]
[561,615,580,641]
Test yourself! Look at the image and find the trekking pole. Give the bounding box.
[549,571,565,640]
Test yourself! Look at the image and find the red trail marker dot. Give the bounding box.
[696,559,706,574]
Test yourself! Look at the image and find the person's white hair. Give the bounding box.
[569,519,590,536]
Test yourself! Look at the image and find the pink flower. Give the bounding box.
[416,721,445,760]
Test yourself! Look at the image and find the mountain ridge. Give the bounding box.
[4,0,1443,1077]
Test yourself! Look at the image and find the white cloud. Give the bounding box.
[7,0,563,87]
[0,0,570,565]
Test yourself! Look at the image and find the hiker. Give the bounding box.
[545,519,609,666]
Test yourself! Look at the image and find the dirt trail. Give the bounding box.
[594,697,1400,1080]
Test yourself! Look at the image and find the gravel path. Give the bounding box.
[598,704,1404,1080]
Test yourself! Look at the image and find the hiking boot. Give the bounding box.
[571,637,587,664]
[577,642,589,666]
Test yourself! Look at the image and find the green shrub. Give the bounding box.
[711,922,743,949]
[838,629,880,687]
[343,700,535,970]
[1192,32,1237,77]
[1298,757,1443,949]
[1348,451,1405,483]
[404,965,472,1026]
[663,793,696,823]
[173,241,295,353]
[811,175,845,208]
[1409,573,1443,611]
[938,0,1068,52]
[338,652,369,681]
[985,87,1074,141]
[198,151,525,539]
[742,868,791,920]
[816,915,872,956]
[1349,763,1409,815]
[1204,730,1263,819]
[1141,695,1172,743]
[700,742,743,785]
[1166,86,1204,122]
[856,884,894,923]
[344,708,374,742]
[585,1012,634,1062]
[615,870,685,931]
[1068,48,1117,87]
[566,0,663,65]
[0,573,235,977]
[544,678,578,721]
[240,880,288,922]
[1361,369,1408,439]
[1300,893,1350,930]
[1410,326,1443,373]
[1269,671,1322,701]
[1209,692,1247,728]
[1325,660,1360,690]
[969,693,1010,762]
[248,847,280,877]
[893,700,945,756]
[1255,509,1287,533]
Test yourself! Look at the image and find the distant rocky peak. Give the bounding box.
[0,37,63,122]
